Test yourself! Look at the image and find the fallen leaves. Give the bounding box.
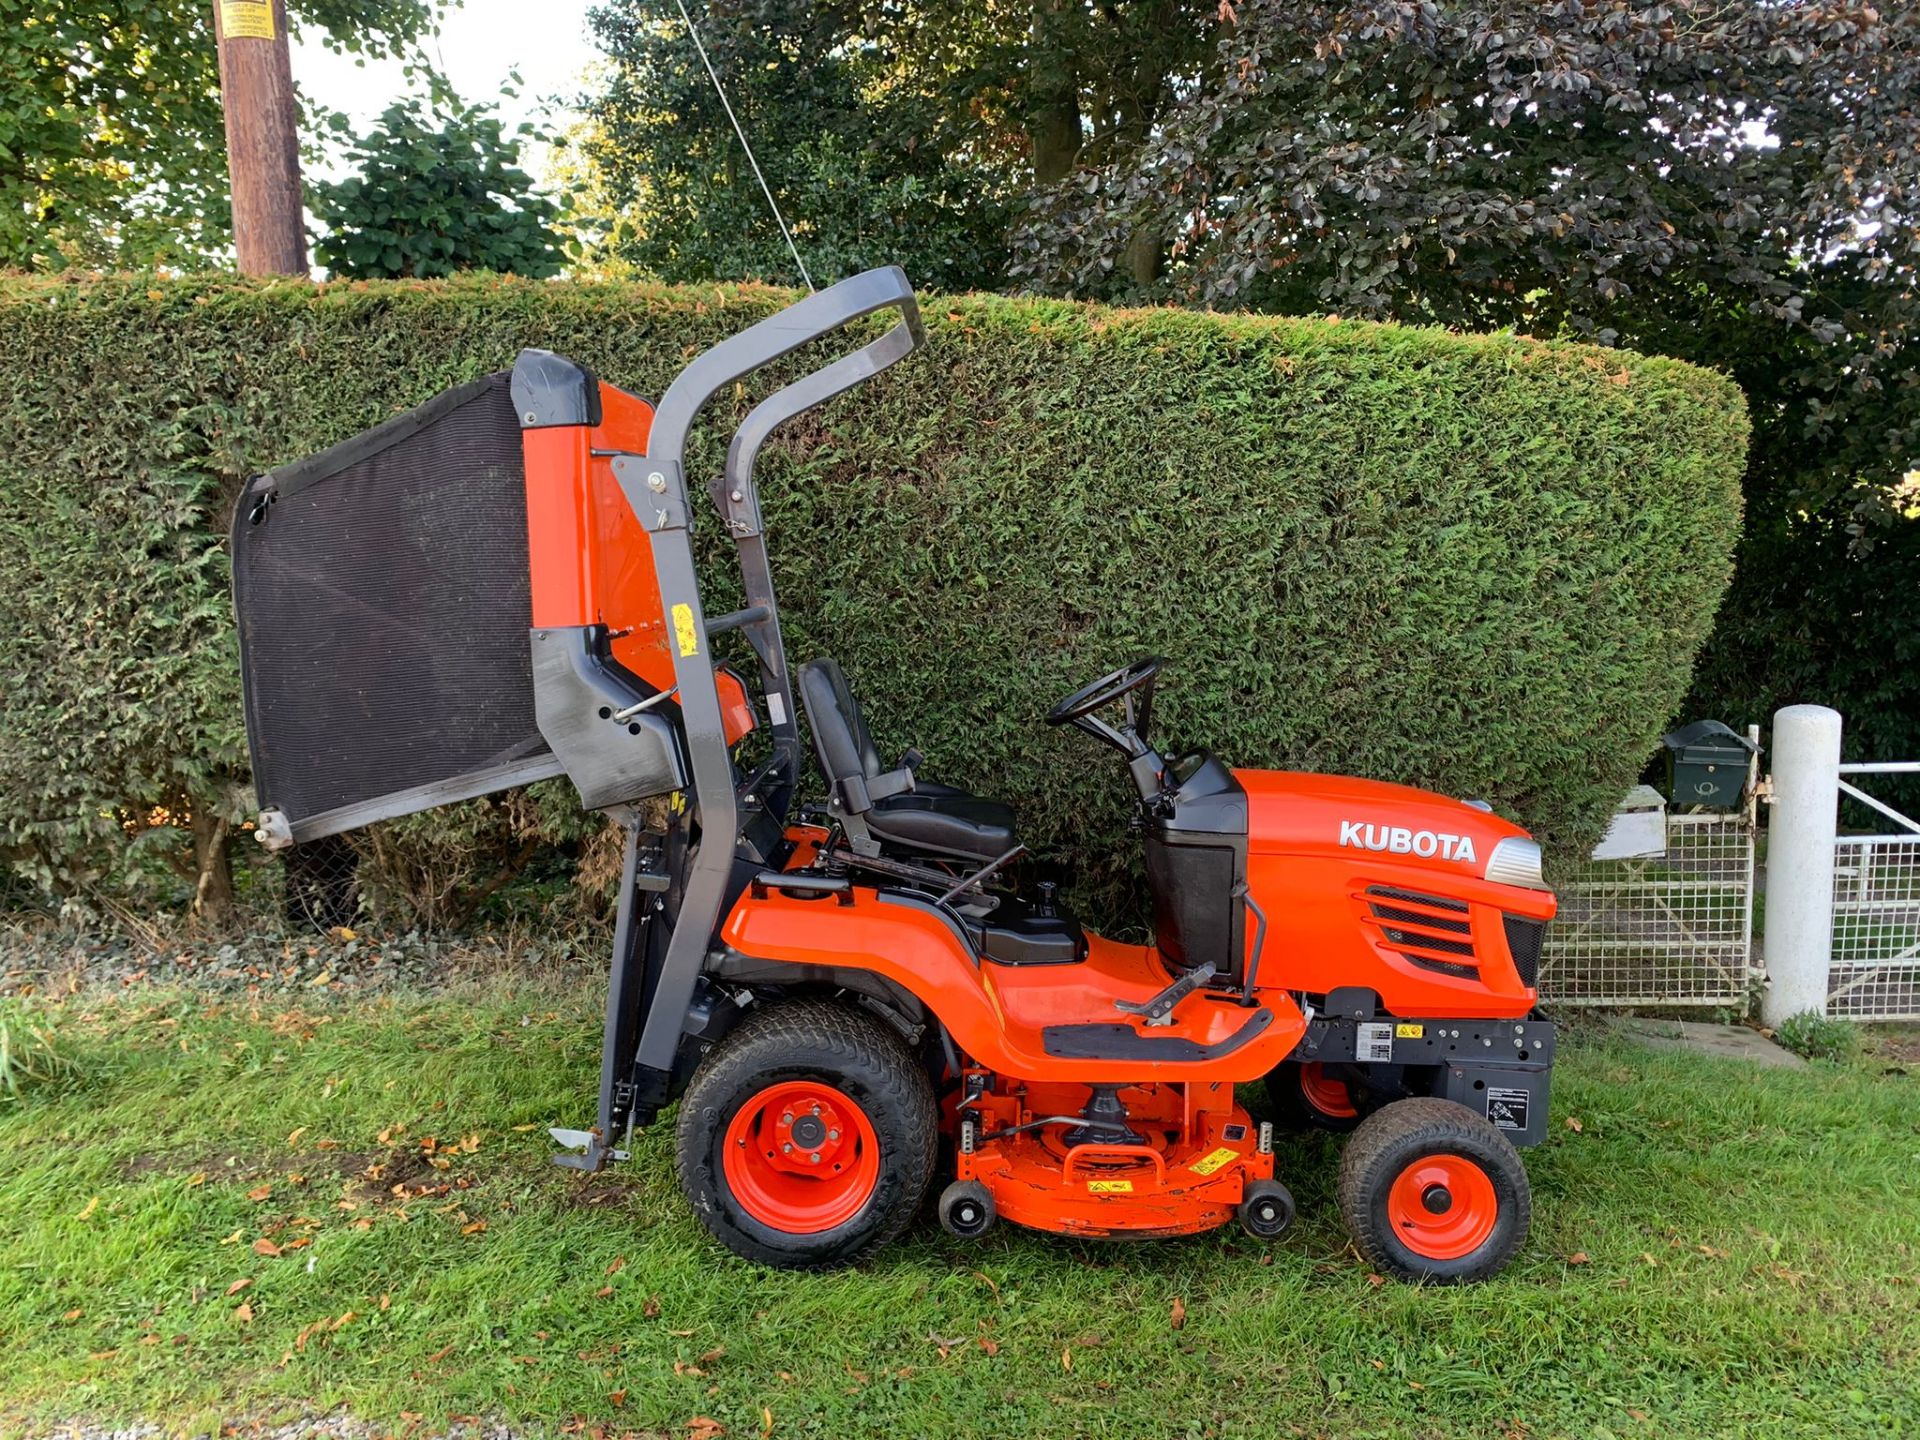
[1566,1252,1591,1266]
[226,1277,255,1296]
[605,1255,626,1275]
[252,1238,283,1258]
[1564,1116,1584,1134]
[686,1418,726,1440]
[461,1220,488,1236]
[75,1196,99,1221]
[233,1302,254,1325]
[1170,1296,1187,1330]
[247,1184,274,1202]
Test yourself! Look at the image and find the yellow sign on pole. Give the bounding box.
[220,0,276,40]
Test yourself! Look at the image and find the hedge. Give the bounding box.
[0,271,1749,926]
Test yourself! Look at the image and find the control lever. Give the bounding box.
[1113,961,1217,1029]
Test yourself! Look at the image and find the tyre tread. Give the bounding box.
[1337,1097,1531,1284]
[675,998,937,1269]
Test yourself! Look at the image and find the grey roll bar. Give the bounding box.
[606,267,926,1085]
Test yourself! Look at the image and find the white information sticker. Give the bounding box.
[1357,1022,1395,1063]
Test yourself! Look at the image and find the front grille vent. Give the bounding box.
[1503,914,1547,988]
[1364,885,1479,977]
[1366,885,1467,914]
[1398,952,1480,980]
[1380,927,1474,958]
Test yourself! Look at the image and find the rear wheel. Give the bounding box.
[676,1000,937,1269]
[1337,1098,1530,1283]
[1265,1060,1363,1133]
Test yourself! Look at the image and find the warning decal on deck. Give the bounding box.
[672,603,699,657]
[1086,1179,1134,1194]
[1395,1023,1425,1039]
[220,1,276,39]
[1486,1086,1530,1131]
[1190,1146,1239,1177]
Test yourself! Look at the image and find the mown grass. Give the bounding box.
[0,980,1914,1439]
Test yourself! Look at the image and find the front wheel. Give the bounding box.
[676,1000,937,1269]
[1337,1098,1531,1283]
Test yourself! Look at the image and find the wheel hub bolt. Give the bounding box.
[1422,1184,1453,1215]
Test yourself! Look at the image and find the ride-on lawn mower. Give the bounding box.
[233,268,1558,1282]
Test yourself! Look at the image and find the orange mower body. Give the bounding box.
[233,268,1560,1282]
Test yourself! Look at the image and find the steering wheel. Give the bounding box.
[1046,656,1164,726]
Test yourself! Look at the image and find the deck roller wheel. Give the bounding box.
[1338,1098,1531,1284]
[676,1000,937,1269]
[937,1179,996,1239]
[1238,1179,1296,1239]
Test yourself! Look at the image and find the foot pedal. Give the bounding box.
[549,1126,629,1172]
[1113,961,1216,1028]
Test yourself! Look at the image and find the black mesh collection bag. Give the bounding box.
[231,373,562,841]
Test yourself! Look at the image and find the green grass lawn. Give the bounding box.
[1,979,1916,1439]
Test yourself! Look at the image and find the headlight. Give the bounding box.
[1485,836,1548,889]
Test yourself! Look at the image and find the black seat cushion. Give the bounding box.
[796,655,1018,861]
[869,792,1016,861]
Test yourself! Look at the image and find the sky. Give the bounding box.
[292,0,605,169]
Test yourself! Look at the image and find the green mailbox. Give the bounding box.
[1660,720,1757,810]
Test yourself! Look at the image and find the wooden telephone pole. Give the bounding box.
[212,0,309,276]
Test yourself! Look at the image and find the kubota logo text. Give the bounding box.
[1339,820,1477,863]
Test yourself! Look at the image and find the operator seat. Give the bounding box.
[796,657,1017,862]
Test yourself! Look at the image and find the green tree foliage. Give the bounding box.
[309,95,567,278]
[581,0,1004,289]
[578,0,1218,289]
[1008,0,1919,757]
[0,0,438,270]
[0,272,1745,924]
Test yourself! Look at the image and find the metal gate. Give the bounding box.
[1828,762,1920,1021]
[1537,809,1758,1008]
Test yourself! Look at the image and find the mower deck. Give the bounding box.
[957,1079,1273,1238]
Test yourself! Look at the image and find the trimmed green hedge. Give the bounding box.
[0,272,1748,923]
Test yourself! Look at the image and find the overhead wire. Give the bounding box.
[670,0,816,292]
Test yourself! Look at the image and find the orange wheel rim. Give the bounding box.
[722,1080,881,1234]
[1385,1152,1499,1260]
[1299,1063,1358,1119]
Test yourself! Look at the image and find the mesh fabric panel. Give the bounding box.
[232,374,549,829]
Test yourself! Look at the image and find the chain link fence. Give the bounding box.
[1536,812,1758,1008]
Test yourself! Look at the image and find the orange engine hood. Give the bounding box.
[1237,768,1535,873]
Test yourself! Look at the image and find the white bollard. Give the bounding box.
[1762,704,1843,1025]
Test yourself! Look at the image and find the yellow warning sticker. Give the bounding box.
[1191,1146,1239,1177]
[220,0,277,39]
[671,602,699,657]
[1396,1023,1425,1039]
[1086,1179,1134,1194]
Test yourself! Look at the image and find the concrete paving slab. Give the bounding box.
[1607,1016,1808,1069]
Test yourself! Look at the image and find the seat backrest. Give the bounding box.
[797,657,882,794]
